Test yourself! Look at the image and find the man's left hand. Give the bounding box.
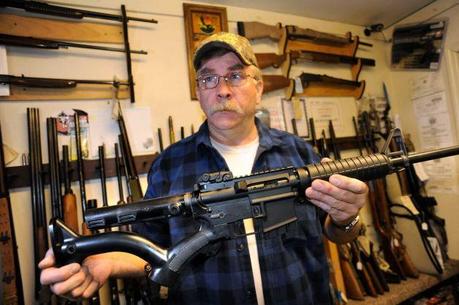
[305,159,368,226]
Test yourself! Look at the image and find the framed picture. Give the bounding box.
[183,3,228,100]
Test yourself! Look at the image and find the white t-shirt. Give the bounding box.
[210,136,259,177]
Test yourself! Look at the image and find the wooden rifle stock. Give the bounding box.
[262,74,292,93]
[0,123,25,305]
[255,50,375,70]
[237,21,283,41]
[350,241,377,297]
[62,145,79,233]
[339,244,365,300]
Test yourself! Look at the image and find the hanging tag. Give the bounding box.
[292,97,303,120]
[356,261,363,271]
[421,222,429,231]
[294,77,303,94]
[427,237,445,270]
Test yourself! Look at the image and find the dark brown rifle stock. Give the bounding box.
[262,74,293,93]
[339,244,365,300]
[300,72,362,88]
[1,123,25,305]
[157,128,164,152]
[350,241,377,297]
[255,51,375,69]
[62,145,79,233]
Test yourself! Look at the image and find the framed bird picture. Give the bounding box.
[183,3,228,100]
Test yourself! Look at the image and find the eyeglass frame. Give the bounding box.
[195,70,258,90]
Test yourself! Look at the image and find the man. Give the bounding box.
[40,32,367,304]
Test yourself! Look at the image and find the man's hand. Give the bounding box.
[39,248,112,299]
[305,158,368,226]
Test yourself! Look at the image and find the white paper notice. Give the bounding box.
[260,98,286,131]
[412,91,458,193]
[308,98,343,137]
[0,46,10,96]
[410,73,444,99]
[123,107,154,155]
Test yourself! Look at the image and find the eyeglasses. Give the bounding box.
[196,71,256,90]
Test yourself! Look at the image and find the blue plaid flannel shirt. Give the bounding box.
[133,119,331,305]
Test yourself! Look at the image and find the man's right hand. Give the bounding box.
[39,248,112,299]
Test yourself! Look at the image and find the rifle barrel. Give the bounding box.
[0,74,129,88]
[3,0,158,23]
[0,34,148,54]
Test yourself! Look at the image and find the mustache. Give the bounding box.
[209,101,243,115]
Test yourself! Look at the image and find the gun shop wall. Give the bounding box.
[1,0,459,304]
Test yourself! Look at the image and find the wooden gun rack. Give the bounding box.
[5,153,157,189]
[276,27,366,99]
[0,13,130,101]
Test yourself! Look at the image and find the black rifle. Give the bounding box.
[27,108,52,304]
[0,34,148,54]
[2,0,158,23]
[0,74,129,88]
[1,123,25,305]
[98,145,121,305]
[49,128,459,288]
[46,117,63,219]
[117,112,143,201]
[300,72,362,88]
[328,120,340,160]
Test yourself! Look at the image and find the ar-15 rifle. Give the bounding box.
[49,129,459,287]
[0,34,147,54]
[255,51,375,70]
[0,74,129,89]
[237,21,371,47]
[2,0,158,23]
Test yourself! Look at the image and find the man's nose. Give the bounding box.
[216,78,232,100]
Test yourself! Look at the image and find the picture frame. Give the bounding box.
[183,3,228,100]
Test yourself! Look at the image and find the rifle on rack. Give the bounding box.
[1,123,25,305]
[49,128,459,288]
[255,50,375,70]
[62,145,79,233]
[237,21,371,46]
[27,108,51,304]
[358,113,419,279]
[2,0,158,23]
[46,118,63,219]
[0,34,148,54]
[0,74,129,89]
[117,111,143,201]
[300,72,362,89]
[98,145,121,305]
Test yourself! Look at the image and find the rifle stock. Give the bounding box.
[0,74,129,88]
[262,74,293,95]
[237,21,283,41]
[62,145,79,233]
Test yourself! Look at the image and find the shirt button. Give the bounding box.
[237,242,245,252]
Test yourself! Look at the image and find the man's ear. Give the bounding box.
[255,79,263,105]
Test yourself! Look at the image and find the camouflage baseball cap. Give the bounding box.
[193,32,258,71]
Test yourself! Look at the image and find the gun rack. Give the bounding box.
[5,153,157,189]
[0,84,130,101]
[0,12,142,101]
